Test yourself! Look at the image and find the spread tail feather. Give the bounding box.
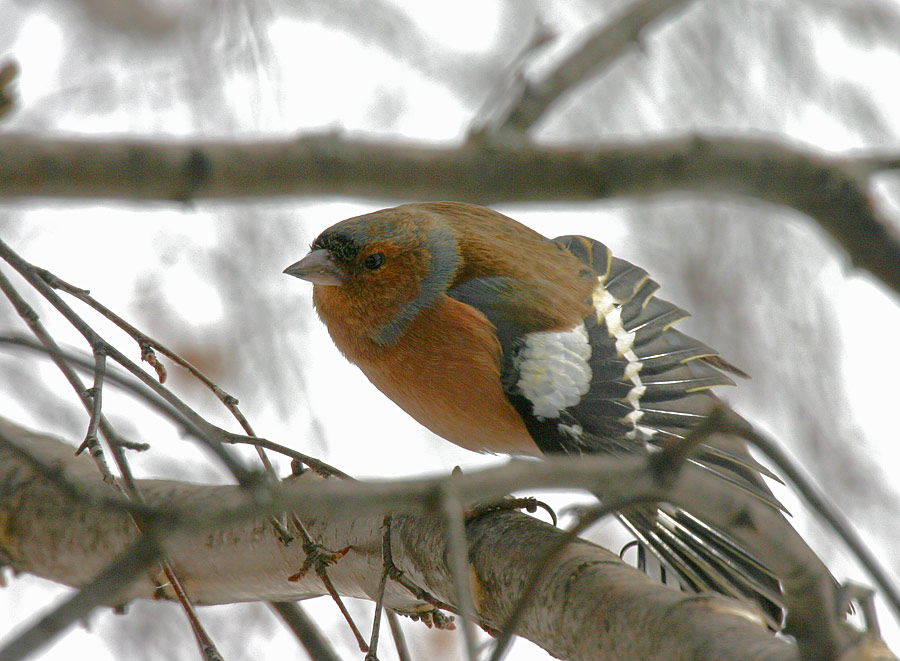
[618,506,784,628]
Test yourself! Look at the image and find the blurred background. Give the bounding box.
[1,1,899,659]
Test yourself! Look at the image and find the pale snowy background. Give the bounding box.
[1,1,900,659]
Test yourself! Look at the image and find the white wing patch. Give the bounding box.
[592,284,654,439]
[516,323,592,419]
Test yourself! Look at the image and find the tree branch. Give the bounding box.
[4,415,893,659]
[0,59,17,121]
[1,131,897,298]
[492,0,698,134]
[0,415,805,661]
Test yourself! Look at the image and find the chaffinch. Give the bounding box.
[285,201,783,623]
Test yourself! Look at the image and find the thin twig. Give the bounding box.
[36,265,297,543]
[222,432,350,479]
[487,495,660,661]
[1,261,241,657]
[365,516,394,661]
[0,335,232,458]
[0,240,251,481]
[387,612,412,661]
[739,424,900,626]
[269,602,342,661]
[439,483,480,661]
[47,323,225,659]
[0,267,116,482]
[0,535,166,661]
[0,245,333,656]
[159,560,224,661]
[287,514,367,653]
[37,267,279,474]
[76,348,106,458]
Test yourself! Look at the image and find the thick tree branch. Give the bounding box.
[0,132,897,298]
[3,416,893,660]
[0,417,795,660]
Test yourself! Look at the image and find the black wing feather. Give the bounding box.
[450,234,783,626]
[515,235,784,626]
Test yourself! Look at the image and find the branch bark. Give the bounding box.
[0,416,805,661]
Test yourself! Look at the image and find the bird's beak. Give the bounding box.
[283,249,345,286]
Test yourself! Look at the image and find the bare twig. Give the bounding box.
[159,561,224,661]
[269,602,342,661]
[0,342,345,661]
[485,0,698,135]
[0,240,251,481]
[439,483,480,661]
[76,348,106,458]
[386,611,412,661]
[0,535,166,661]
[222,432,350,479]
[0,247,337,657]
[0,335,234,458]
[36,265,300,543]
[0,267,117,482]
[37,267,279,471]
[739,423,900,627]
[287,514,366,652]
[365,516,394,661]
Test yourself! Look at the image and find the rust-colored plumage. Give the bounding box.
[327,294,539,455]
[285,201,787,625]
[300,202,596,456]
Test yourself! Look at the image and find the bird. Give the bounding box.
[284,201,786,625]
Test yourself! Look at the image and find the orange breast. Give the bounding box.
[326,294,541,456]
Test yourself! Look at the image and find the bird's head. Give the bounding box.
[284,205,460,344]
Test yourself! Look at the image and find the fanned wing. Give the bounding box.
[544,236,775,489]
[452,234,785,627]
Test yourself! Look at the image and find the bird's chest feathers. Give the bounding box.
[321,294,540,456]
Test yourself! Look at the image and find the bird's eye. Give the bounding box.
[363,252,384,270]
